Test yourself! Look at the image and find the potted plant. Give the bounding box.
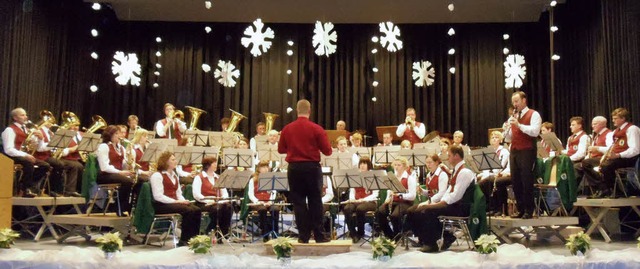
[188,235,213,254]
[474,234,500,260]
[0,228,20,249]
[272,237,294,266]
[95,232,123,259]
[371,236,396,261]
[566,231,591,256]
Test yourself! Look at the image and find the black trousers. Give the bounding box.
[43,157,64,193]
[153,202,202,243]
[97,172,134,213]
[583,155,640,191]
[61,159,83,193]
[510,148,537,215]
[287,161,325,241]
[11,156,50,192]
[408,202,468,246]
[198,202,233,235]
[375,201,412,239]
[343,201,377,237]
[478,175,512,213]
[250,204,280,237]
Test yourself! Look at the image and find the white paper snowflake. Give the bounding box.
[111,51,141,86]
[504,54,527,89]
[312,21,338,57]
[379,22,403,52]
[213,60,240,87]
[241,18,275,57]
[412,61,435,87]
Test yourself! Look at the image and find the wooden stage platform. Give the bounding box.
[489,216,580,245]
[48,213,131,243]
[264,239,352,256]
[574,197,640,243]
[11,196,85,241]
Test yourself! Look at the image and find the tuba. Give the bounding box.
[79,115,107,162]
[52,111,81,159]
[185,106,206,130]
[263,112,279,133]
[23,110,57,154]
[225,109,247,133]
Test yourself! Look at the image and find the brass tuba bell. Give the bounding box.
[85,115,107,134]
[185,106,206,130]
[263,112,279,133]
[59,111,81,130]
[37,110,57,127]
[225,109,247,133]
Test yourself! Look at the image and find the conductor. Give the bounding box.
[278,99,333,243]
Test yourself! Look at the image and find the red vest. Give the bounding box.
[567,131,586,157]
[134,147,150,171]
[253,178,271,201]
[590,129,611,159]
[160,119,182,142]
[426,171,443,197]
[449,167,463,193]
[182,164,193,173]
[161,173,179,200]
[402,122,423,145]
[511,109,537,150]
[200,174,221,197]
[393,177,409,202]
[63,134,82,161]
[33,129,51,160]
[8,124,27,151]
[354,187,370,200]
[108,143,124,170]
[612,123,634,154]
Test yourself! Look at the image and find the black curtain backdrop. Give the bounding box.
[1,0,637,146]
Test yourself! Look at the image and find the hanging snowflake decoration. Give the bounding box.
[504,54,527,89]
[111,51,141,86]
[312,21,338,57]
[213,60,240,87]
[412,61,435,87]
[241,18,275,57]
[379,22,403,52]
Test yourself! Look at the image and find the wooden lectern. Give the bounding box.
[0,154,14,228]
[325,130,350,148]
[376,126,401,143]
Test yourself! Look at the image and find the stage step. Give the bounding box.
[264,239,352,256]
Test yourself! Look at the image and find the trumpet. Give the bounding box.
[600,138,618,166]
[405,116,415,128]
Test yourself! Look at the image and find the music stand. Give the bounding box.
[222,148,255,168]
[540,132,564,154]
[190,147,219,165]
[278,154,288,171]
[385,173,408,193]
[257,144,279,162]
[253,135,269,150]
[398,148,430,167]
[469,148,504,174]
[216,170,252,190]
[172,146,192,166]
[140,142,172,163]
[184,130,210,146]
[49,129,76,151]
[148,138,178,147]
[77,133,101,154]
[373,146,401,164]
[361,170,390,191]
[255,172,289,241]
[322,152,355,169]
[349,147,371,159]
[333,168,362,190]
[209,132,237,149]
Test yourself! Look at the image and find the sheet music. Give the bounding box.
[360,170,388,191]
[184,130,210,146]
[540,132,564,152]
[257,144,279,162]
[333,168,362,189]
[349,147,371,159]
[258,172,289,191]
[386,173,408,193]
[77,133,101,153]
[373,146,401,164]
[189,147,219,164]
[223,148,255,168]
[322,151,355,169]
[49,129,77,149]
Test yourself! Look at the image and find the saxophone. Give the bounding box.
[599,138,618,166]
[126,143,141,184]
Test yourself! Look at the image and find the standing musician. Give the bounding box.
[34,120,65,196]
[504,91,541,219]
[575,116,613,191]
[343,158,379,243]
[376,156,416,239]
[2,108,50,197]
[56,122,84,197]
[561,116,589,163]
[192,156,232,237]
[129,129,152,181]
[155,103,186,140]
[278,99,333,244]
[395,108,426,145]
[248,161,279,242]
[249,122,267,151]
[477,131,511,216]
[584,108,640,198]
[96,125,134,215]
[149,151,202,246]
[408,145,474,252]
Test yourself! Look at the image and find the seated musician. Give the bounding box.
[116,125,130,148]
[575,116,613,194]
[400,140,412,149]
[335,136,359,167]
[248,161,279,242]
[350,132,363,148]
[320,171,335,236]
[406,154,449,241]
[561,116,588,163]
[452,130,465,146]
[378,132,394,147]
[540,122,562,158]
[96,125,134,215]
[249,121,267,151]
[34,120,66,197]
[439,138,453,174]
[129,129,152,181]
[57,121,84,197]
[395,107,426,145]
[477,131,511,216]
[375,156,416,239]
[343,158,379,243]
[220,117,230,131]
[226,138,256,172]
[149,151,202,246]
[2,107,50,197]
[155,103,186,140]
[266,130,280,171]
[409,145,474,252]
[192,156,233,238]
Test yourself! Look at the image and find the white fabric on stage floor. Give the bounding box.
[1,243,640,268]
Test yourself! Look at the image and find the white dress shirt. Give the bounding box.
[155,117,187,138]
[96,142,126,174]
[610,122,640,158]
[428,167,450,203]
[594,129,615,155]
[192,171,229,203]
[562,130,589,162]
[150,170,186,204]
[395,122,426,139]
[322,177,334,203]
[504,106,542,141]
[441,161,474,205]
[61,132,83,157]
[384,170,417,202]
[247,178,277,203]
[348,188,379,202]
[2,122,34,157]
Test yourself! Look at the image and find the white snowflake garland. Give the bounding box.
[111,51,141,86]
[412,61,435,87]
[213,60,240,87]
[312,21,338,57]
[241,18,275,57]
[379,22,403,52]
[504,54,527,89]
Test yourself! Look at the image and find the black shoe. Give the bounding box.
[600,189,613,198]
[351,236,361,243]
[22,189,36,198]
[263,236,270,243]
[177,241,187,247]
[314,237,331,243]
[65,191,82,197]
[522,213,532,219]
[410,241,422,248]
[49,191,60,197]
[510,212,524,218]
[297,239,309,244]
[420,244,438,253]
[441,234,456,251]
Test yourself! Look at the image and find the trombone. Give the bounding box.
[22,110,57,154]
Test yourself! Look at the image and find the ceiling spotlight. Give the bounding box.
[155,51,162,57]
[287,88,293,94]
[154,71,160,76]
[153,83,159,88]
[371,36,379,43]
[205,1,212,9]
[91,3,101,11]
[156,63,162,69]
[550,1,557,7]
[372,67,379,73]
[372,81,379,87]
[371,97,377,102]
[90,52,98,59]
[287,69,292,75]
[449,67,456,74]
[550,26,559,32]
[448,48,456,55]
[91,29,98,37]
[90,85,98,92]
[448,28,455,36]
[371,48,378,54]
[287,40,294,46]
[287,50,293,56]
[552,54,560,61]
[503,48,510,55]
[503,34,510,40]
[205,26,212,33]
[286,107,293,114]
[156,37,162,43]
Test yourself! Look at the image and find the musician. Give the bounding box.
[376,156,416,239]
[561,117,589,163]
[155,103,186,140]
[336,120,346,131]
[378,132,394,147]
[220,117,230,131]
[175,137,199,183]
[440,137,451,155]
[2,108,50,197]
[96,125,134,215]
[540,122,561,158]
[278,99,333,244]
[343,158,379,243]
[336,136,359,167]
[478,131,511,215]
[409,145,474,252]
[149,151,202,246]
[248,161,279,242]
[400,140,412,149]
[192,156,232,237]
[575,116,613,191]
[34,121,65,196]
[263,130,280,171]
[350,133,363,148]
[406,154,449,241]
[127,115,140,135]
[584,108,640,197]
[395,107,426,145]
[452,131,464,146]
[130,129,152,180]
[504,91,541,219]
[249,122,266,151]
[116,125,130,148]
[58,123,84,197]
